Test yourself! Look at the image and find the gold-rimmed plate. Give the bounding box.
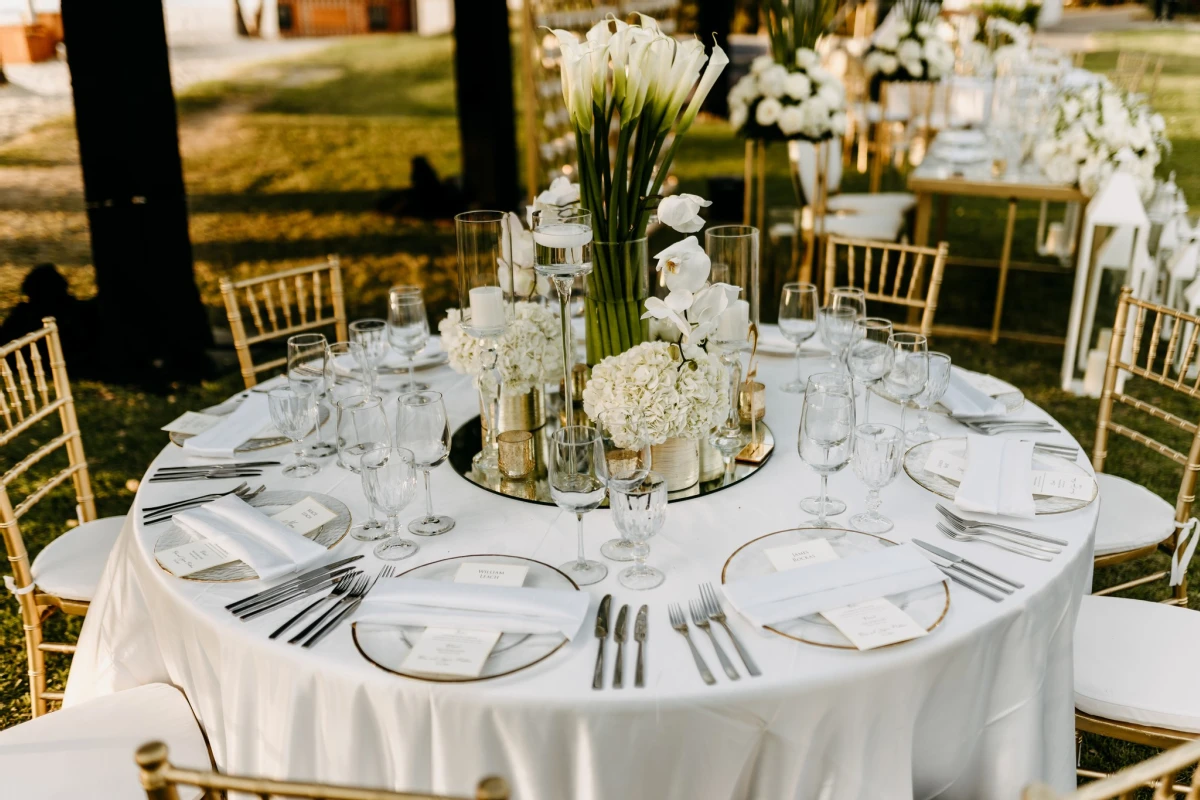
[153,490,351,581]
[721,527,950,649]
[168,397,330,453]
[873,367,1024,417]
[352,554,578,682]
[903,438,1097,514]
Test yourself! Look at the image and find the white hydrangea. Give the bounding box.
[725,47,846,143]
[864,8,954,82]
[438,302,564,395]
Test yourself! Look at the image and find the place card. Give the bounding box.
[454,562,529,587]
[924,448,968,482]
[960,371,1012,397]
[270,496,338,536]
[1032,471,1095,501]
[764,539,840,572]
[158,541,236,577]
[161,411,222,436]
[820,597,928,650]
[400,627,503,678]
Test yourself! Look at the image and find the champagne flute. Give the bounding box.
[846,318,895,424]
[533,208,592,417]
[909,352,952,444]
[817,305,856,372]
[778,282,819,394]
[610,472,668,590]
[550,425,607,586]
[288,333,336,457]
[361,444,419,560]
[798,382,855,529]
[387,286,431,394]
[349,318,389,397]
[850,423,904,533]
[335,393,389,540]
[883,333,929,437]
[267,386,320,478]
[594,407,651,562]
[396,390,455,536]
[798,371,854,518]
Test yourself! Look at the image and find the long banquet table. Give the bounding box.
[64,339,1098,800]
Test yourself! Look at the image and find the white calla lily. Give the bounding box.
[656,193,712,233]
[679,40,729,132]
[653,236,711,293]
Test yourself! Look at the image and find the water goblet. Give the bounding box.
[268,386,320,478]
[349,318,389,397]
[335,393,389,541]
[909,352,952,445]
[798,372,854,517]
[849,423,904,533]
[594,407,651,562]
[325,341,368,408]
[288,333,336,457]
[883,332,929,437]
[550,425,607,586]
[830,286,866,318]
[846,317,895,423]
[778,282,819,394]
[818,305,856,372]
[396,390,455,536]
[387,285,431,394]
[361,444,420,561]
[798,381,855,529]
[610,473,668,590]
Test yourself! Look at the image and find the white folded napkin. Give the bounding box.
[355,578,591,640]
[721,543,944,628]
[940,369,1006,419]
[954,435,1036,519]
[173,494,328,580]
[181,393,270,458]
[756,323,830,357]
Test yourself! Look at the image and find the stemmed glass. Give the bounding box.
[533,208,592,416]
[549,425,607,586]
[798,378,855,529]
[850,423,904,533]
[609,472,668,590]
[778,282,819,394]
[325,342,368,408]
[349,319,389,397]
[847,318,895,423]
[287,333,336,457]
[335,393,389,541]
[361,444,419,561]
[817,305,856,372]
[799,372,854,517]
[387,286,431,394]
[267,386,320,478]
[830,286,867,319]
[883,333,929,437]
[909,351,952,444]
[594,407,651,562]
[396,390,455,536]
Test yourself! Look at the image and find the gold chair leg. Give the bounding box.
[24,619,47,717]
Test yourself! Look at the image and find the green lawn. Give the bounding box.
[0,26,1197,779]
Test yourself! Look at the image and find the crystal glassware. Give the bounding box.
[349,318,389,397]
[830,286,866,318]
[778,282,819,393]
[361,444,419,561]
[798,378,855,529]
[395,390,455,536]
[846,317,895,424]
[909,351,952,444]
[594,407,651,562]
[817,304,856,372]
[705,225,760,330]
[533,208,592,417]
[335,393,390,541]
[883,332,929,437]
[798,371,853,518]
[325,341,368,409]
[387,285,431,394]
[849,423,904,533]
[549,425,607,586]
[610,472,668,590]
[267,386,320,478]
[287,332,336,458]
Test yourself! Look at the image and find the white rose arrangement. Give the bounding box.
[863,0,955,86]
[727,48,848,142]
[438,302,564,395]
[1033,79,1168,200]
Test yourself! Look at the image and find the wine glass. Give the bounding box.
[850,423,904,533]
[549,425,607,586]
[349,318,389,397]
[610,472,668,590]
[288,332,336,458]
[533,208,592,417]
[798,371,853,518]
[846,318,895,424]
[883,333,929,437]
[325,341,368,408]
[593,407,651,562]
[267,386,320,478]
[798,380,855,529]
[387,286,431,394]
[335,393,389,541]
[830,286,866,318]
[778,282,819,394]
[396,390,455,536]
[909,351,952,445]
[361,444,419,560]
[817,305,856,372]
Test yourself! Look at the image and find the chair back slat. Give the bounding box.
[824,236,949,336]
[295,275,309,326]
[278,279,294,329]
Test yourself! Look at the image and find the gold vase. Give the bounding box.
[651,437,700,492]
[480,386,546,439]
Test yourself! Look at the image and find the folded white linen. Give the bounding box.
[355,578,591,640]
[721,543,944,628]
[181,393,270,458]
[954,435,1036,519]
[940,369,1006,419]
[756,323,830,357]
[173,494,327,580]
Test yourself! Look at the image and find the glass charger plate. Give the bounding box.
[872,368,1024,417]
[448,415,775,506]
[352,554,578,682]
[330,351,449,377]
[152,489,351,581]
[721,527,950,649]
[904,438,1097,514]
[169,398,330,452]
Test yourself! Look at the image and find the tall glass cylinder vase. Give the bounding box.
[584,238,650,365]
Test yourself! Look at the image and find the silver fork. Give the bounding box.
[142,482,250,515]
[667,602,715,685]
[144,485,266,525]
[690,599,738,680]
[960,420,1057,435]
[935,503,1069,547]
[699,582,760,677]
[937,523,1054,561]
[269,571,358,640]
[937,516,1061,554]
[301,565,395,649]
[288,574,370,644]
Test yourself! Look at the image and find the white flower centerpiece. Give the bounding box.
[863,0,955,90]
[727,49,848,142]
[1034,79,1168,200]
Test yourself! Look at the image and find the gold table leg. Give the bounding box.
[913,191,933,247]
[990,199,1019,345]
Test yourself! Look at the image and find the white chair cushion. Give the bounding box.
[0,683,209,799]
[827,192,917,216]
[31,515,124,602]
[1093,473,1175,556]
[1075,595,1200,733]
[821,212,904,242]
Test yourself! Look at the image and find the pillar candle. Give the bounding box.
[469,286,506,330]
[716,299,750,342]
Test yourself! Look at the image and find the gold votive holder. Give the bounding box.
[738,381,766,423]
[497,430,535,479]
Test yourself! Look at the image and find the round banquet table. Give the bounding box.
[64,336,1098,800]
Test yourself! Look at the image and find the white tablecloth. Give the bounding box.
[65,350,1097,800]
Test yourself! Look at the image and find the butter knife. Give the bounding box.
[613,604,628,689]
[634,605,648,688]
[592,594,611,690]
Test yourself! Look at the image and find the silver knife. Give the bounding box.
[613,604,628,689]
[634,605,648,689]
[226,556,364,611]
[593,594,611,690]
[236,568,356,620]
[913,538,1024,590]
[936,565,1005,602]
[918,551,1012,595]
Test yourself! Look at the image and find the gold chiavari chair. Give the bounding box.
[1024,737,1200,799]
[136,741,511,800]
[0,317,125,718]
[823,236,949,336]
[1113,51,1165,101]
[220,257,348,389]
